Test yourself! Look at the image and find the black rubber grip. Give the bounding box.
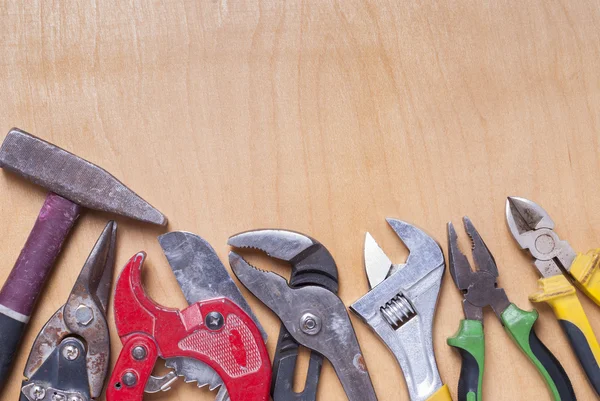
[529,329,577,401]
[0,313,27,390]
[559,320,600,396]
[457,348,480,401]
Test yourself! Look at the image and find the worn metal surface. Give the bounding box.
[230,251,378,401]
[0,128,167,225]
[447,217,511,321]
[20,338,90,401]
[158,231,267,401]
[350,219,445,401]
[229,229,339,401]
[22,221,117,400]
[506,197,577,277]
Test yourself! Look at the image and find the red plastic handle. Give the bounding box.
[107,335,158,401]
[107,252,271,401]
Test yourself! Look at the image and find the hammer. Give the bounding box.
[0,128,167,388]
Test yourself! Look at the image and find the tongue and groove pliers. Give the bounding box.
[506,196,600,395]
[228,229,379,401]
[228,229,339,401]
[447,217,575,401]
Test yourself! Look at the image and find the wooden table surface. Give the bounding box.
[1,1,600,400]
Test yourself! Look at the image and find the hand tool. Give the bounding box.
[107,231,271,401]
[0,128,167,388]
[228,229,378,401]
[506,196,600,395]
[349,219,451,401]
[19,220,116,401]
[447,216,575,401]
[228,229,339,401]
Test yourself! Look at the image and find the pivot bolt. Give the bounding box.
[205,311,224,330]
[31,385,46,400]
[132,346,147,360]
[300,313,321,335]
[75,304,94,326]
[62,344,80,361]
[122,372,138,387]
[52,394,66,401]
[68,396,83,401]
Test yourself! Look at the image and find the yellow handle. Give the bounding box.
[530,274,600,371]
[427,384,453,401]
[570,250,600,306]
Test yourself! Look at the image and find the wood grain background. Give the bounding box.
[1,1,599,400]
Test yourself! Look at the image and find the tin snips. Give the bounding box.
[19,221,117,401]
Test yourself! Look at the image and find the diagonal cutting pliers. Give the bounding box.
[506,196,600,395]
[447,217,575,401]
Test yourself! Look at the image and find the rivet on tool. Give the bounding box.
[68,395,83,401]
[131,346,147,360]
[62,344,80,361]
[52,393,66,401]
[205,311,225,330]
[122,372,138,387]
[75,304,94,326]
[30,385,46,400]
[300,313,321,335]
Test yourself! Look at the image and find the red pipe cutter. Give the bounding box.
[107,233,271,401]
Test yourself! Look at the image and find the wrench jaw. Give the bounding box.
[386,219,445,272]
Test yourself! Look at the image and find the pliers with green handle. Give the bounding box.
[446,217,576,401]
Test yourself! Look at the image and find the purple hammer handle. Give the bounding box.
[0,193,81,318]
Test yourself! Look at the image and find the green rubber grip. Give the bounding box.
[501,303,576,401]
[447,319,484,401]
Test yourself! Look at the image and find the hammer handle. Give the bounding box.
[0,193,80,386]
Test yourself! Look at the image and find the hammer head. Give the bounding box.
[0,128,167,226]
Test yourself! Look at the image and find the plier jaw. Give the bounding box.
[447,217,510,320]
[21,221,117,401]
[506,196,576,277]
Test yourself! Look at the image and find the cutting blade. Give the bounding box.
[158,231,266,339]
[164,357,222,390]
[158,232,266,401]
[364,232,393,289]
